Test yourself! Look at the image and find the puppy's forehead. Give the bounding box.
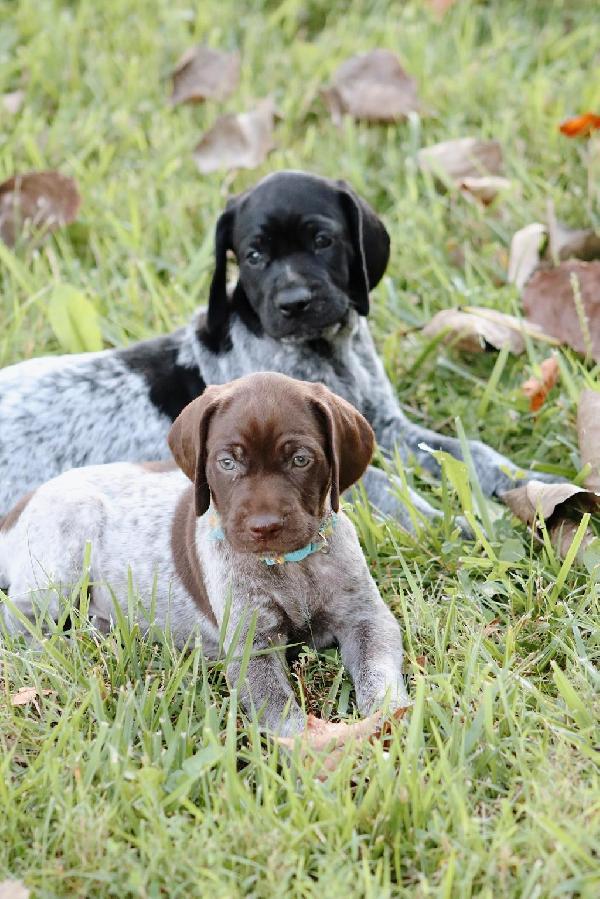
[235,173,343,231]
[208,376,321,446]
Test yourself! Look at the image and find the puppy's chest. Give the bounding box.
[262,555,336,636]
[196,318,370,410]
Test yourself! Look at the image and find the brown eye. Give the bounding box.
[314,232,333,250]
[246,248,263,265]
[292,454,310,468]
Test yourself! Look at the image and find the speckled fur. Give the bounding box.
[0,463,407,736]
[0,306,548,526]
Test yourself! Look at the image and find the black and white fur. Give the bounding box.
[0,171,548,527]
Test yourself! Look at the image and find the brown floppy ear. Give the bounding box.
[168,387,222,516]
[310,386,375,513]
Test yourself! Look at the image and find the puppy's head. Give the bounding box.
[168,372,374,555]
[207,171,390,341]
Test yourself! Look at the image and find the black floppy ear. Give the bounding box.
[168,388,222,516]
[310,386,375,513]
[206,203,238,337]
[337,182,390,316]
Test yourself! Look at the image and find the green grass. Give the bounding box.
[1,0,600,895]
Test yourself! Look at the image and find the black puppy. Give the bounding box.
[0,171,551,525]
[206,172,388,343]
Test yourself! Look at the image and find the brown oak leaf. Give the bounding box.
[0,170,80,247]
[322,50,420,125]
[170,45,240,106]
[193,99,275,173]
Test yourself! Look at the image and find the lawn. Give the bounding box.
[1,0,599,895]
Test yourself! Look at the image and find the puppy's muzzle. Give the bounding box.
[276,285,312,318]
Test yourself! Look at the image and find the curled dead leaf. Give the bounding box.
[521,356,560,412]
[459,175,512,205]
[522,260,600,361]
[577,389,600,492]
[559,113,600,138]
[507,219,600,291]
[503,480,598,558]
[507,223,547,290]
[170,45,240,106]
[0,881,30,899]
[322,50,420,125]
[2,90,24,115]
[418,137,503,187]
[193,99,275,173]
[423,306,554,354]
[278,707,408,779]
[503,481,598,526]
[549,518,596,558]
[547,220,600,264]
[10,686,53,706]
[0,170,81,248]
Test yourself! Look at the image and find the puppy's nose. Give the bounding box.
[277,286,312,317]
[247,514,285,539]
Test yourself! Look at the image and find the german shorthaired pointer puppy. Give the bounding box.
[0,373,409,736]
[0,170,551,528]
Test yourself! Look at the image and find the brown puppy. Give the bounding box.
[1,373,409,735]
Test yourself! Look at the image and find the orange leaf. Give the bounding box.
[559,113,600,138]
[521,356,559,412]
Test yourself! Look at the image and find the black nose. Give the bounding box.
[277,285,312,317]
[247,514,285,540]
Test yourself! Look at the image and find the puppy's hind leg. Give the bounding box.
[401,423,559,498]
[351,464,474,537]
[0,487,107,637]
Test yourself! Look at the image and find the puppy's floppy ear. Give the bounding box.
[168,387,222,516]
[310,385,375,513]
[337,181,390,316]
[207,198,239,337]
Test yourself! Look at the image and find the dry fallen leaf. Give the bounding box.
[522,260,600,361]
[278,707,408,779]
[193,99,275,173]
[502,480,598,558]
[503,481,598,525]
[507,219,600,290]
[559,113,600,138]
[10,687,52,707]
[0,881,30,899]
[521,356,560,412]
[418,137,503,187]
[170,45,240,106]
[577,389,600,492]
[459,175,512,205]
[507,223,547,290]
[547,220,600,264]
[423,306,554,354]
[0,170,81,248]
[549,518,596,558]
[2,90,24,115]
[322,49,420,125]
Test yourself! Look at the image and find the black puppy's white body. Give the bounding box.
[0,171,547,524]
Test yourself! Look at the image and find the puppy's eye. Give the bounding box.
[246,248,263,266]
[218,457,236,471]
[314,233,333,250]
[292,454,310,468]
